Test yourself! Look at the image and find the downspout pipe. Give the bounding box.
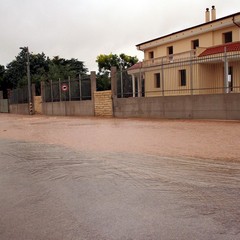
[233,15,240,28]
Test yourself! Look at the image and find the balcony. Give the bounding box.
[142,50,196,68]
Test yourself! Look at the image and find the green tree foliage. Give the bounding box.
[96,72,111,91]
[3,49,27,89]
[96,53,138,73]
[0,65,5,92]
[0,48,88,96]
[48,56,87,81]
[96,53,138,90]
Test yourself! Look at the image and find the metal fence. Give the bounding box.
[0,91,9,113]
[8,86,29,104]
[118,51,240,98]
[42,76,91,102]
[116,70,133,98]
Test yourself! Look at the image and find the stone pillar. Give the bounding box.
[94,90,113,117]
[111,66,117,97]
[91,71,96,100]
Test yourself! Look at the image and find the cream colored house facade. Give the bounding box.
[129,7,240,97]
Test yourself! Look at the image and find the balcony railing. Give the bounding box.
[142,50,196,68]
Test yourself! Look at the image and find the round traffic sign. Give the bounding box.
[61,84,68,92]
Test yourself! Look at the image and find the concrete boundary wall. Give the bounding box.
[9,103,29,115]
[42,100,94,116]
[113,93,240,120]
[0,99,9,113]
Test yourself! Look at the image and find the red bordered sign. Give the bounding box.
[61,84,68,92]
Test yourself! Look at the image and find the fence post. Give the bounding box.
[224,47,229,93]
[120,66,123,98]
[111,66,117,97]
[138,72,142,97]
[41,81,45,114]
[161,58,165,96]
[50,80,53,115]
[79,74,82,100]
[190,52,193,95]
[90,71,96,101]
[68,76,71,101]
[50,80,53,102]
[41,81,45,103]
[131,75,135,97]
[31,83,35,114]
[59,79,62,102]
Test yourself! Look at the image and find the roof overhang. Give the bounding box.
[137,12,240,51]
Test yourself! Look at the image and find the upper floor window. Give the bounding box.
[154,73,161,88]
[223,32,232,43]
[167,46,173,62]
[192,39,199,49]
[167,46,173,55]
[149,51,154,59]
[179,69,187,86]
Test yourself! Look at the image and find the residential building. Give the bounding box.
[128,6,240,97]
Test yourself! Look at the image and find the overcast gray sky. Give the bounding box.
[0,0,239,72]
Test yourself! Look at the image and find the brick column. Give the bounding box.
[94,91,113,117]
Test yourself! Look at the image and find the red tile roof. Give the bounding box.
[199,42,240,57]
[128,62,142,71]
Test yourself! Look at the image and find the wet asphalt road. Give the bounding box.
[0,116,240,239]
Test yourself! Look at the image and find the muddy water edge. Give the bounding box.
[0,114,240,240]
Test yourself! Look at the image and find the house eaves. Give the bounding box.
[137,12,240,51]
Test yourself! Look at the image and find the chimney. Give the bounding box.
[205,8,210,22]
[211,5,216,21]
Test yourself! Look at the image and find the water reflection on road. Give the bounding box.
[0,138,240,240]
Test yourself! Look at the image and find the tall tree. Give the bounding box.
[3,49,26,89]
[48,56,88,81]
[0,65,5,92]
[96,53,138,90]
[96,53,138,74]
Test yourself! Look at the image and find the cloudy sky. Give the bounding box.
[0,0,239,72]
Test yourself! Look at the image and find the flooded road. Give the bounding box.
[0,114,240,239]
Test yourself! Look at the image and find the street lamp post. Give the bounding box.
[20,47,33,115]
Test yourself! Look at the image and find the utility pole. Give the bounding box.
[20,47,33,115]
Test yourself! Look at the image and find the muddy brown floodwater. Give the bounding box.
[0,114,240,240]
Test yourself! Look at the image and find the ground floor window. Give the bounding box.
[179,69,187,86]
[154,73,161,88]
